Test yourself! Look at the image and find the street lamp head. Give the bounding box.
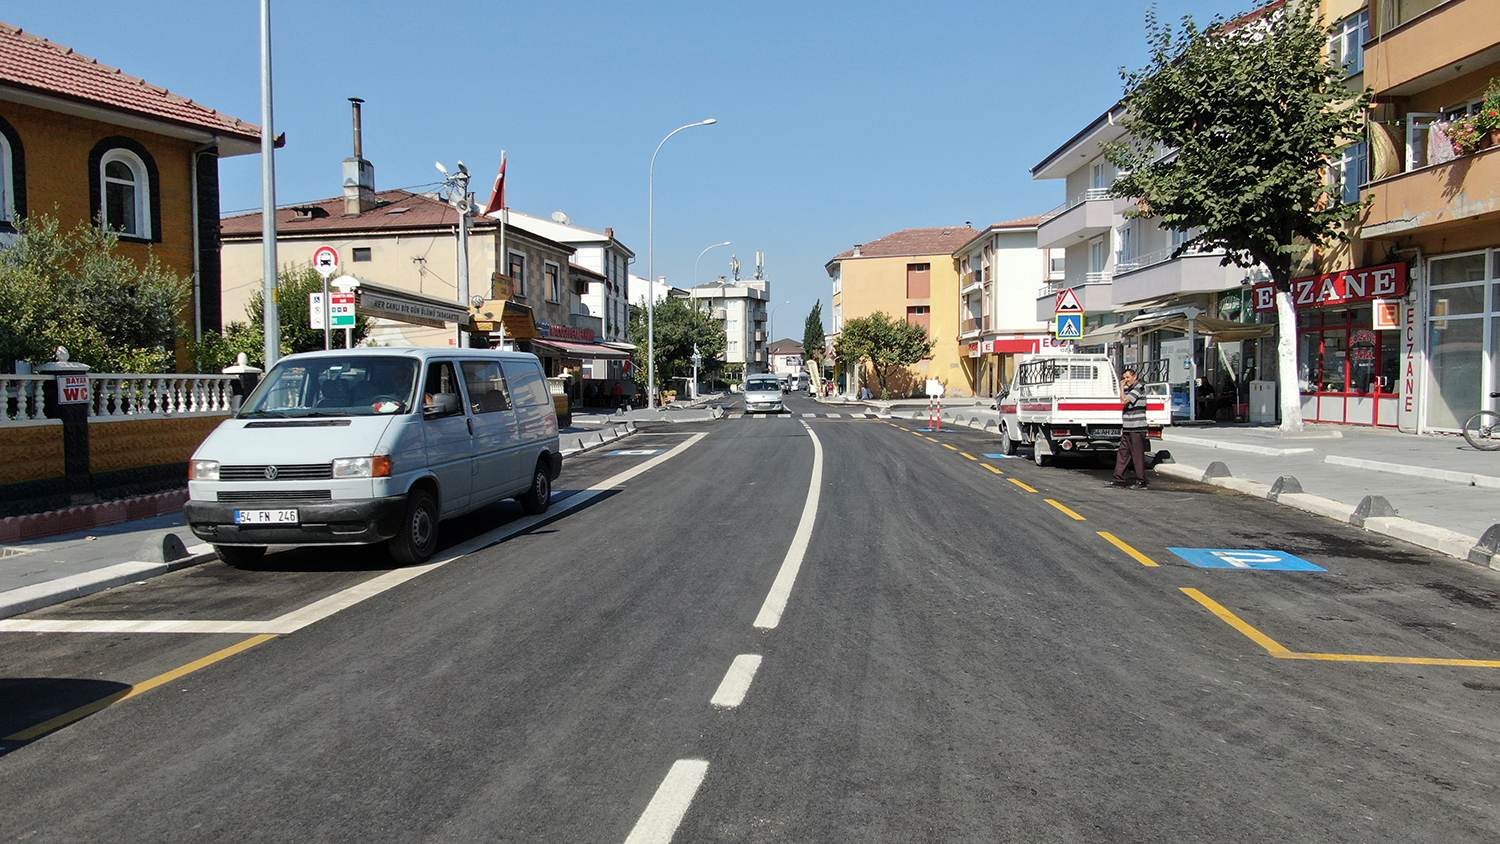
[701,118,718,125]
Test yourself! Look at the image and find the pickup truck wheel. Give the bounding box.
[999,426,1017,456]
[518,461,552,515]
[215,545,265,567]
[388,489,439,565]
[1033,442,1053,467]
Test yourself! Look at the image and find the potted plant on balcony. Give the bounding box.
[1476,76,1500,149]
[1445,114,1483,156]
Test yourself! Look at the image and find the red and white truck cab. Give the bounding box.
[996,354,1170,466]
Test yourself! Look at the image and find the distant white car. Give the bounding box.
[744,374,784,414]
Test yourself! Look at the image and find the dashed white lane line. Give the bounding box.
[709,654,763,709]
[0,433,711,636]
[623,759,710,844]
[752,421,824,629]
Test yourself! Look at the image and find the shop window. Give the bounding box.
[1299,307,1397,396]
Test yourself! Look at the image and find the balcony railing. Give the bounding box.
[1040,187,1113,222]
[1037,273,1111,299]
[960,316,991,335]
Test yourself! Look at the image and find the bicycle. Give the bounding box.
[1462,392,1500,450]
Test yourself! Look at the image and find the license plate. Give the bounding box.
[234,509,299,525]
[1092,427,1121,437]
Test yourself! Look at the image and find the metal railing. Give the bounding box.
[1037,275,1112,300]
[2,373,240,427]
[1115,244,1221,274]
[1040,187,1113,222]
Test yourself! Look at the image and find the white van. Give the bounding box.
[183,348,562,566]
[744,374,784,414]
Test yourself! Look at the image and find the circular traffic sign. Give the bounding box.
[313,246,340,277]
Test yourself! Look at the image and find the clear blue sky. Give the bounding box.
[11,0,1253,338]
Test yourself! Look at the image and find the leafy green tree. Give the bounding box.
[0,213,189,373]
[194,265,374,372]
[627,296,726,395]
[1105,3,1371,430]
[803,300,826,375]
[834,311,933,398]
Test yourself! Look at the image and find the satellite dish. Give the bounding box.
[551,210,572,225]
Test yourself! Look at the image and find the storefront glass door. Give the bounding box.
[1424,251,1493,431]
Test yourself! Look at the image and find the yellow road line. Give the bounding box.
[1097,531,1159,567]
[1045,499,1086,520]
[1008,478,1037,493]
[959,452,977,460]
[1180,588,1291,655]
[5,634,277,742]
[941,443,958,451]
[1180,589,1500,667]
[923,436,940,443]
[982,464,1004,475]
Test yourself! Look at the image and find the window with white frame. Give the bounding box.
[1330,141,1368,205]
[1328,9,1369,77]
[1088,236,1108,276]
[508,251,526,297]
[545,262,561,302]
[101,148,149,238]
[0,132,12,225]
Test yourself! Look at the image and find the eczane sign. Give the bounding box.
[1252,262,1407,311]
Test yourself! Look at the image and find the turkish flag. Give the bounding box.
[481,154,506,216]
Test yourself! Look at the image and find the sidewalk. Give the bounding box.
[0,415,650,620]
[864,395,1500,571]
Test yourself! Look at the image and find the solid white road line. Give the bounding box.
[709,654,763,708]
[623,759,710,844]
[0,434,711,636]
[752,421,824,629]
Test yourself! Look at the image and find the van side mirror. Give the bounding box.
[424,392,463,418]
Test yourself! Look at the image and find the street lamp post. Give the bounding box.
[691,345,702,400]
[694,241,731,287]
[648,119,717,408]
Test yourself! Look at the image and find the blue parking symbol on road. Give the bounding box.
[1167,548,1325,571]
[607,449,663,456]
[983,453,1024,460]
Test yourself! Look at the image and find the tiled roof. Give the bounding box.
[988,215,1044,229]
[221,190,576,257]
[831,226,981,261]
[0,21,260,145]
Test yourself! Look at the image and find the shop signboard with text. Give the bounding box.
[1252,262,1407,312]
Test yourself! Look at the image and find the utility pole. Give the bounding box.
[437,161,472,348]
[258,0,280,367]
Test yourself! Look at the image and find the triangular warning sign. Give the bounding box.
[1056,314,1082,338]
[1055,287,1083,313]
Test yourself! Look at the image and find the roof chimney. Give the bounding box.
[343,97,377,216]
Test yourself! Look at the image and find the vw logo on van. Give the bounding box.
[263,465,279,480]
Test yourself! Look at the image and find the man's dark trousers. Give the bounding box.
[1113,431,1148,483]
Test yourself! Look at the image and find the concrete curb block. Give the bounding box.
[0,550,216,620]
[1324,454,1500,489]
[0,489,191,544]
[1276,492,1359,522]
[561,424,638,457]
[1361,516,1480,561]
[1160,431,1314,456]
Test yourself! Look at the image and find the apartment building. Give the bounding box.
[684,278,770,374]
[826,226,978,397]
[1353,0,1500,433]
[952,216,1061,397]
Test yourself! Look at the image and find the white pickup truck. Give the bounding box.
[996,354,1170,466]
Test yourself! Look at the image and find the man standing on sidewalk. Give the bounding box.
[1110,367,1149,490]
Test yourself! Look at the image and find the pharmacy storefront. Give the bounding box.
[1253,262,1407,428]
[1423,249,1500,432]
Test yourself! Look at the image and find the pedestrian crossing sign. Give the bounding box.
[1055,313,1083,339]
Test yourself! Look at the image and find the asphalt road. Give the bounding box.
[4,393,1500,842]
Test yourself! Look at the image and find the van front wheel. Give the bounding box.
[518,462,552,515]
[389,489,439,565]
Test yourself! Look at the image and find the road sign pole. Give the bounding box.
[312,246,341,351]
[322,274,331,350]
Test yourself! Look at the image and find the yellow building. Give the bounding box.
[826,226,979,397]
[0,22,262,367]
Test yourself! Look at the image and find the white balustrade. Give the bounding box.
[0,375,51,425]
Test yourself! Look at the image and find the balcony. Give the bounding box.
[568,312,603,336]
[1034,278,1113,322]
[1366,0,1500,96]
[1363,142,1500,237]
[1036,189,1130,249]
[1110,247,1248,306]
[960,315,990,339]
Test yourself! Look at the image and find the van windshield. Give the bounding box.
[239,357,421,418]
[746,377,780,392]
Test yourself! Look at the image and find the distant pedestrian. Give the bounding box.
[1110,367,1149,490]
[611,382,625,408]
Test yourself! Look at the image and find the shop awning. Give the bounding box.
[532,338,634,361]
[1082,311,1274,344]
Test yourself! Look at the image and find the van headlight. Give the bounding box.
[332,455,392,478]
[190,459,219,481]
